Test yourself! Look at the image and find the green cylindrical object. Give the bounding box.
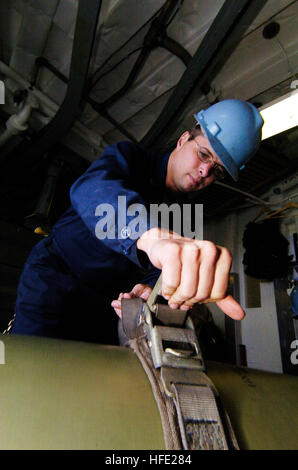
[0,335,297,450]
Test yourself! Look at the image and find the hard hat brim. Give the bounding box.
[194,111,239,181]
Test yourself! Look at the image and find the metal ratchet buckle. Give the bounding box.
[149,318,205,370]
[143,275,206,371]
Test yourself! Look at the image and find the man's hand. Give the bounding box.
[111,283,152,318]
[137,228,245,320]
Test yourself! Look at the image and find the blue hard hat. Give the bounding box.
[194,99,264,181]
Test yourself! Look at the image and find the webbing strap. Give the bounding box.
[129,336,182,450]
[129,336,239,450]
[123,274,239,450]
[172,383,228,450]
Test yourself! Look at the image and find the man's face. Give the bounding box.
[166,130,224,193]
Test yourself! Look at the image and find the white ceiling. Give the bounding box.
[0,0,297,161]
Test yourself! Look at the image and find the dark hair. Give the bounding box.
[188,124,203,141]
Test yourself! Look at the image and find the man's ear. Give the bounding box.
[176,131,191,149]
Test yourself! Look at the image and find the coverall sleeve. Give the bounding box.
[139,265,161,288]
[70,141,159,268]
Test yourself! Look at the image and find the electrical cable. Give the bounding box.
[92,0,184,88]
[214,181,271,206]
[89,0,185,91]
[88,6,164,91]
[165,0,184,27]
[275,37,294,76]
[90,47,142,84]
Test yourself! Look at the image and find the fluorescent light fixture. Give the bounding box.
[259,88,298,140]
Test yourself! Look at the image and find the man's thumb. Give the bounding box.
[216,295,245,320]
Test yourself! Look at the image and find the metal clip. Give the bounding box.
[164,348,194,358]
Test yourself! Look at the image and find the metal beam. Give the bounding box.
[18,0,102,160]
[141,0,269,149]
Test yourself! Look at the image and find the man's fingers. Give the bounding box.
[168,244,199,307]
[182,244,232,307]
[216,295,245,320]
[209,246,232,299]
[130,284,144,297]
[130,284,152,300]
[140,286,152,300]
[193,242,217,302]
[111,299,122,318]
[140,235,245,320]
[112,284,152,318]
[161,244,182,299]
[112,293,245,321]
[168,241,220,308]
[111,293,131,317]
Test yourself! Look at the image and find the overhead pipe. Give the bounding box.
[33,57,138,143]
[141,0,269,149]
[0,61,102,151]
[9,0,103,162]
[0,94,38,148]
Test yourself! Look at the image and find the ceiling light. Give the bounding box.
[259,88,298,140]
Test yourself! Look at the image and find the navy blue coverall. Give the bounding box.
[12,141,170,344]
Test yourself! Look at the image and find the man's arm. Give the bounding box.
[70,141,159,268]
[70,142,244,319]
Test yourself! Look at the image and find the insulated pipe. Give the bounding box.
[0,64,102,152]
[0,95,38,148]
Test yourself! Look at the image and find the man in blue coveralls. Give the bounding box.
[11,100,264,344]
